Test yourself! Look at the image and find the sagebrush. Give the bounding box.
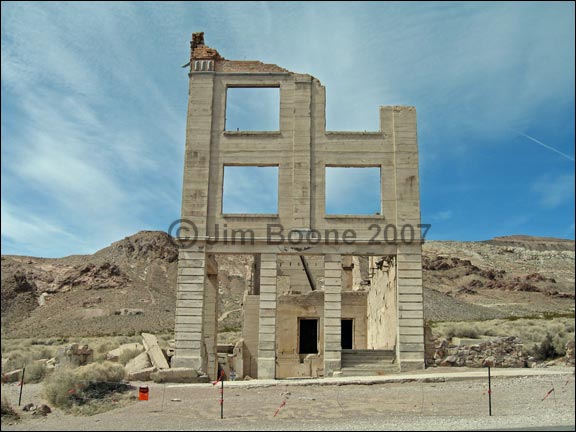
[43,361,128,411]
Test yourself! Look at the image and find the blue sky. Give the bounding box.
[1,1,574,257]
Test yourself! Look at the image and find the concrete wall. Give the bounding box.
[367,257,397,350]
[180,68,424,243]
[275,291,367,379]
[174,35,425,373]
[242,294,260,378]
[277,255,324,294]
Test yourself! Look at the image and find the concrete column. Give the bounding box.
[203,273,218,379]
[392,105,425,371]
[396,243,425,371]
[324,254,342,376]
[173,249,207,370]
[257,253,277,379]
[292,74,312,228]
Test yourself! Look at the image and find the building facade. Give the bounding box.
[173,33,425,379]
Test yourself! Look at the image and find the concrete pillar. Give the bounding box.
[257,253,277,379]
[173,249,207,370]
[323,254,342,376]
[391,105,425,371]
[396,243,425,371]
[203,273,218,379]
[292,74,312,229]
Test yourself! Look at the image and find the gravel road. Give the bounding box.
[2,372,574,431]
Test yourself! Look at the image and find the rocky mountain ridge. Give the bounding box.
[1,232,574,338]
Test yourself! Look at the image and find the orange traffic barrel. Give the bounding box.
[138,385,149,401]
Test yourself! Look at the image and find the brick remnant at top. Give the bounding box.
[191,31,223,61]
[189,31,289,73]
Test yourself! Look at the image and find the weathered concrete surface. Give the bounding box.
[142,333,169,370]
[125,351,152,375]
[367,256,397,350]
[151,367,205,383]
[127,366,156,382]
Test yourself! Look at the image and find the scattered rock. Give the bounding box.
[33,405,51,416]
[114,308,144,316]
[22,403,36,412]
[433,337,527,368]
[37,292,49,306]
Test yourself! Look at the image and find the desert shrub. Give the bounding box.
[1,396,19,421]
[44,362,127,410]
[4,350,29,372]
[551,332,571,357]
[532,334,558,361]
[43,368,77,408]
[75,361,126,386]
[95,341,116,354]
[443,324,479,340]
[23,361,48,384]
[3,345,57,373]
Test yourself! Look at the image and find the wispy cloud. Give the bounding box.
[1,2,574,255]
[1,2,186,256]
[431,210,453,222]
[531,173,575,208]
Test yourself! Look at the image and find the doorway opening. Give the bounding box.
[299,318,319,354]
[341,319,353,349]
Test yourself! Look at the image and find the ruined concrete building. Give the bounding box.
[173,33,424,379]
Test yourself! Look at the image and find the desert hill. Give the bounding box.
[1,231,574,338]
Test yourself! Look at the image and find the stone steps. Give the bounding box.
[340,349,398,376]
[340,365,399,376]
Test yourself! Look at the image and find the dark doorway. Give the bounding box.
[341,319,353,349]
[299,319,318,354]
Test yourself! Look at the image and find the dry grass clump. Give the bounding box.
[43,361,130,414]
[1,396,20,421]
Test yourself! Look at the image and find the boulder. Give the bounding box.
[22,403,36,412]
[32,405,51,416]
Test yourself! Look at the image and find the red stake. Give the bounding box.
[542,387,555,401]
[274,399,287,417]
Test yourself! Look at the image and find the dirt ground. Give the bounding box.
[2,371,575,431]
